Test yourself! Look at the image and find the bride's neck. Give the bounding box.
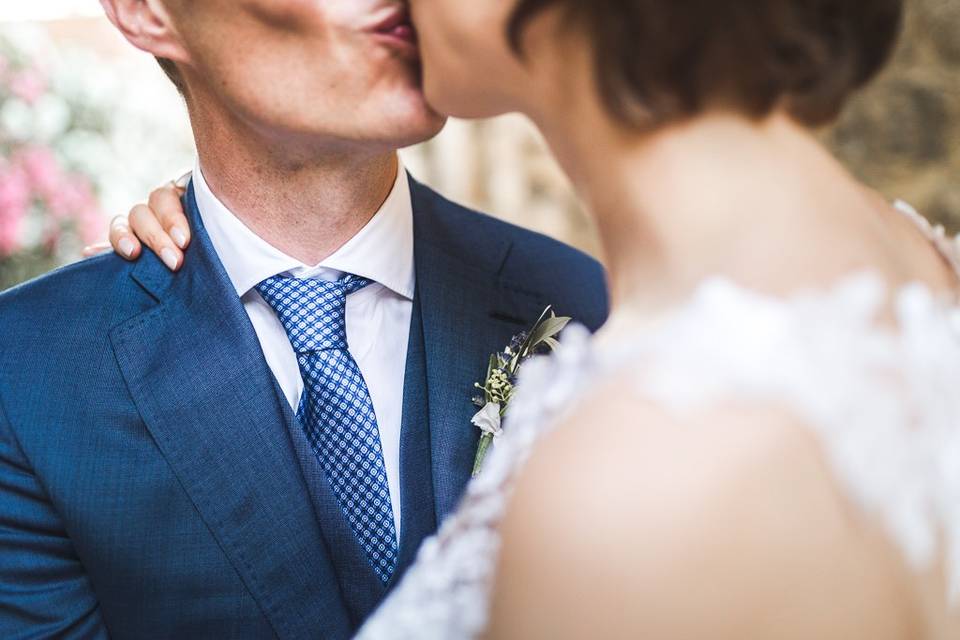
[537,104,887,313]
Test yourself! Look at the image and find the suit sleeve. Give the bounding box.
[0,395,109,639]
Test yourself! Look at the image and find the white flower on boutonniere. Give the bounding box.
[471,307,571,476]
[471,402,502,438]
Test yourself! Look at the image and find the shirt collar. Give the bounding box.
[193,158,415,301]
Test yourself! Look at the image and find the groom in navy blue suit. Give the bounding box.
[0,1,607,638]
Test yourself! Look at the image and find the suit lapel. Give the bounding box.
[109,185,351,640]
[408,180,547,521]
[390,289,435,581]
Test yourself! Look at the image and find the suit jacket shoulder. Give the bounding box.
[0,251,153,342]
[409,180,609,332]
[0,216,340,639]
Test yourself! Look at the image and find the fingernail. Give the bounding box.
[118,237,136,258]
[171,226,188,249]
[161,248,179,270]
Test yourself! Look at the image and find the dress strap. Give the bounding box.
[893,200,960,284]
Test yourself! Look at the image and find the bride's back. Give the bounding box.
[489,265,960,639]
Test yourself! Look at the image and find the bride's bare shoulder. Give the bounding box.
[486,379,920,639]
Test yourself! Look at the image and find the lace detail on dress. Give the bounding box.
[358,208,960,640]
[625,273,960,601]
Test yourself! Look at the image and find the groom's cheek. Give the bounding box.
[234,0,332,31]
[234,0,385,33]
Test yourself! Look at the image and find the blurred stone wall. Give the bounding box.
[826,0,960,230]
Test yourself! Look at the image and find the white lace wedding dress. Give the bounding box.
[356,203,960,639]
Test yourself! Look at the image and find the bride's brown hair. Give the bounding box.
[509,0,903,128]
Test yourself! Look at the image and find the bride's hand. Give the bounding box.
[82,176,192,271]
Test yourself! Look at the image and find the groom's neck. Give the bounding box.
[187,100,399,267]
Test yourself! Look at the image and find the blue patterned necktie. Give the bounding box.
[256,274,398,583]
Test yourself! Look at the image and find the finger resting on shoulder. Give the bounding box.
[148,181,191,250]
[129,204,181,271]
[109,214,141,260]
[81,242,112,258]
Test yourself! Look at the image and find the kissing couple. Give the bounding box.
[2,0,958,638]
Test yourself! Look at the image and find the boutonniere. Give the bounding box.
[470,306,571,476]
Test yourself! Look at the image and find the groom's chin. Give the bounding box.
[340,91,446,150]
[375,71,448,145]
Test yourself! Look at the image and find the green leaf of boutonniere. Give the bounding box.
[527,316,570,352]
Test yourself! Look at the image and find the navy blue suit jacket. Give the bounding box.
[0,177,608,639]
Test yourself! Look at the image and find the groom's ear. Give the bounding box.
[100,0,189,65]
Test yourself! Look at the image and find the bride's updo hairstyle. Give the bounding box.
[509,0,903,128]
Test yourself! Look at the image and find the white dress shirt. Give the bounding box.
[193,161,414,538]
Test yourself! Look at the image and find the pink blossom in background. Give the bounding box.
[77,203,105,245]
[8,68,47,105]
[64,174,106,245]
[0,44,109,265]
[18,146,63,200]
[0,166,30,257]
[44,172,88,219]
[0,147,105,257]
[45,173,103,243]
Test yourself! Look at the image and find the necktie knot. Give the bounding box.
[255,274,371,354]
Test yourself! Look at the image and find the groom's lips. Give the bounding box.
[369,6,419,55]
